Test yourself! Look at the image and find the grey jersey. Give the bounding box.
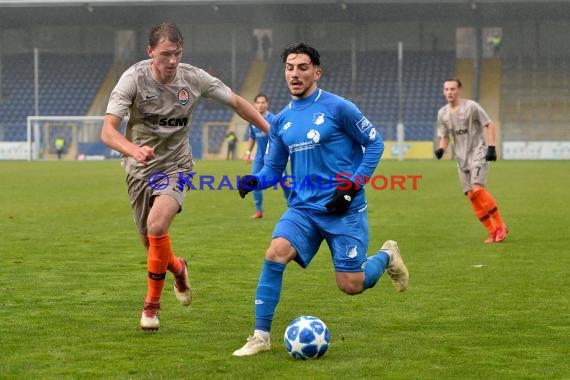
[106,59,233,179]
[437,99,492,170]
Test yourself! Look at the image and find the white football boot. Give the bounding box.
[232,334,271,357]
[382,240,409,292]
[173,258,192,306]
[140,302,160,331]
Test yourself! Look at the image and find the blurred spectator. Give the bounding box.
[226,130,238,160]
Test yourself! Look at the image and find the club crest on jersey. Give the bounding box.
[346,245,358,259]
[178,89,189,105]
[313,113,325,126]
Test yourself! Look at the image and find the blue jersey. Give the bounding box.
[248,112,273,162]
[256,89,384,212]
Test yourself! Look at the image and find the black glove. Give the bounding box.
[485,146,497,161]
[238,175,259,198]
[434,148,445,160]
[325,183,357,215]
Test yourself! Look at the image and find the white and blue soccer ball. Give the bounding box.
[284,316,330,359]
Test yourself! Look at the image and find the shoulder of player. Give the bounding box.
[437,104,449,115]
[122,59,151,76]
[462,99,480,108]
[317,89,358,114]
[265,111,275,122]
[317,89,345,104]
[176,62,205,76]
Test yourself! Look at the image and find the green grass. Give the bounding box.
[0,159,569,379]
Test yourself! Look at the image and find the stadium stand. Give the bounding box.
[0,49,454,158]
[0,53,113,143]
[501,55,570,141]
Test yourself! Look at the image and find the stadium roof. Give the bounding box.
[2,0,570,5]
[1,0,569,27]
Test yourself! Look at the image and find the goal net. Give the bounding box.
[26,116,123,160]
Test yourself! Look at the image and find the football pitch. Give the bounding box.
[0,159,568,379]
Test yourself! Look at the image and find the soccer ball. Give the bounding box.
[284,316,330,359]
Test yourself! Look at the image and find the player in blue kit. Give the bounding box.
[232,43,410,357]
[244,93,291,219]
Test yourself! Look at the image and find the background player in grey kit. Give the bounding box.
[101,22,269,331]
[435,78,508,243]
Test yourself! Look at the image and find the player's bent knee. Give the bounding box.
[146,222,169,236]
[338,283,363,296]
[336,276,364,295]
[265,237,296,264]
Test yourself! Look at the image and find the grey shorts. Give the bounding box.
[126,171,193,235]
[457,161,488,194]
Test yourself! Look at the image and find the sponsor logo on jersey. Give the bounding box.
[313,113,325,125]
[159,117,189,127]
[307,129,320,143]
[283,121,293,130]
[144,114,188,127]
[455,128,468,135]
[178,89,189,105]
[368,128,376,140]
[356,117,372,132]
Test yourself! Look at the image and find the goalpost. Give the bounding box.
[26,116,121,161]
[25,116,246,161]
[202,120,248,160]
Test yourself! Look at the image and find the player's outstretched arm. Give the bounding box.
[435,137,449,160]
[101,113,155,166]
[237,175,259,198]
[244,138,256,164]
[484,121,497,161]
[229,93,270,134]
[325,182,357,215]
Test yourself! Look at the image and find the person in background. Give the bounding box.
[226,130,238,160]
[435,77,508,243]
[244,93,290,219]
[54,136,65,160]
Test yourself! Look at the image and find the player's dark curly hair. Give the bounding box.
[254,93,269,103]
[281,42,320,66]
[149,22,184,48]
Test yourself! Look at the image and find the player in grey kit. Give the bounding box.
[101,22,269,331]
[435,78,508,243]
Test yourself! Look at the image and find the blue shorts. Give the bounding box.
[272,207,369,272]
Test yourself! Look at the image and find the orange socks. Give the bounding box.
[468,191,495,233]
[475,189,504,227]
[146,234,182,304]
[468,189,505,233]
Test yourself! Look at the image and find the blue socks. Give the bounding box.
[363,251,389,290]
[253,252,386,333]
[253,190,263,212]
[254,259,286,332]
